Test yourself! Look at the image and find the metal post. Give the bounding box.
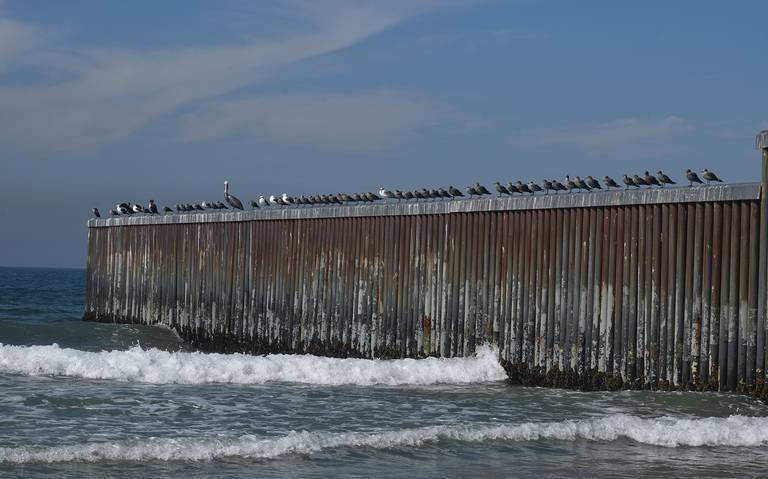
[756,130,768,381]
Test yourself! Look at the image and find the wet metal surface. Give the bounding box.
[85,182,766,392]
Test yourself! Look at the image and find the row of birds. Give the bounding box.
[91,169,723,218]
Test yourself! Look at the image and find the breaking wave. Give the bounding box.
[0,343,506,385]
[2,415,768,464]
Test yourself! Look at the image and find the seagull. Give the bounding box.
[515,181,532,194]
[110,209,119,216]
[465,185,479,197]
[565,176,577,192]
[281,193,295,206]
[506,182,521,195]
[257,195,268,208]
[367,192,381,201]
[656,170,675,187]
[586,176,602,190]
[438,188,451,199]
[148,200,159,214]
[623,174,638,189]
[644,171,661,187]
[475,182,491,195]
[217,202,228,209]
[378,187,393,201]
[632,174,649,187]
[131,204,144,214]
[404,191,415,201]
[194,204,204,211]
[250,200,260,209]
[163,206,172,213]
[224,180,244,210]
[494,181,511,196]
[702,168,723,184]
[542,179,555,194]
[92,207,101,218]
[551,179,567,192]
[686,169,704,186]
[528,181,543,195]
[394,190,405,201]
[604,176,620,189]
[448,186,464,198]
[269,194,280,206]
[575,176,591,192]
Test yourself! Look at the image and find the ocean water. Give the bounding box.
[1,267,768,478]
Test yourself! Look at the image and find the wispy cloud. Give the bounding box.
[177,90,441,152]
[0,1,452,150]
[520,116,694,157]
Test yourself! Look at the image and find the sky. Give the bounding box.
[0,0,766,268]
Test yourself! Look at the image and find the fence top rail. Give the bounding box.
[88,182,760,228]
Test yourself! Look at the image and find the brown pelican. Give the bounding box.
[644,171,661,187]
[657,170,675,186]
[494,181,511,196]
[604,176,620,189]
[92,208,101,218]
[224,180,244,210]
[702,168,723,184]
[686,169,704,186]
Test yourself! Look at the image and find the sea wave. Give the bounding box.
[0,343,506,385]
[2,415,767,464]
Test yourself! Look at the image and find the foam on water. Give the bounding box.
[2,414,767,464]
[0,343,506,385]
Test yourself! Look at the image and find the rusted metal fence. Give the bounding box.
[85,178,768,393]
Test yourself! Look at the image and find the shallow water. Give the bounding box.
[1,266,767,478]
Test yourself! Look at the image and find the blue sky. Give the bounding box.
[0,0,766,268]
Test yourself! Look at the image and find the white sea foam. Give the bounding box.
[2,415,767,464]
[0,343,506,385]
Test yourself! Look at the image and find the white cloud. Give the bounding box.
[522,116,694,157]
[0,2,452,150]
[177,90,442,152]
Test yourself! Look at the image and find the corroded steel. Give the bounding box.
[85,182,768,393]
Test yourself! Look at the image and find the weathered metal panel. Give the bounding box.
[84,185,767,395]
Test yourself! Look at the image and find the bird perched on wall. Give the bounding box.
[586,176,602,190]
[644,171,661,187]
[110,209,119,216]
[448,186,463,198]
[465,185,479,197]
[131,204,144,214]
[474,182,491,196]
[542,179,555,194]
[623,174,638,189]
[92,208,101,218]
[258,196,268,208]
[394,190,405,201]
[378,187,393,201]
[565,176,577,192]
[250,200,260,209]
[506,182,520,195]
[702,168,723,184]
[632,174,649,187]
[574,176,591,192]
[528,181,543,195]
[224,180,244,210]
[148,200,159,214]
[656,171,675,187]
[551,179,567,193]
[516,181,532,195]
[604,176,620,189]
[494,181,510,196]
[162,206,171,213]
[404,191,415,201]
[686,169,704,186]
